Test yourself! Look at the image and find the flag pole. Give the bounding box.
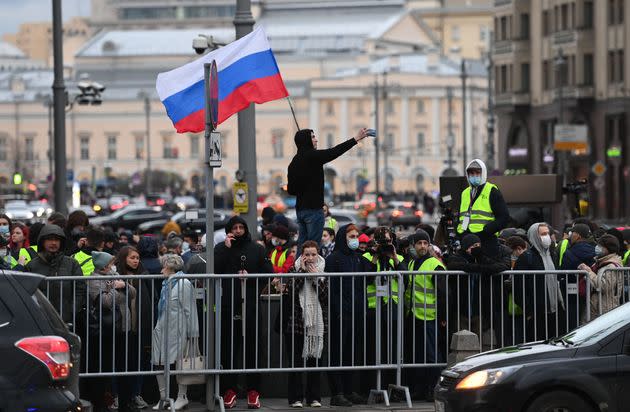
[286,97,300,131]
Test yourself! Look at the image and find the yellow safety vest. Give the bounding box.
[405,257,445,321]
[623,249,630,267]
[558,239,569,267]
[19,246,38,266]
[363,252,403,308]
[270,248,288,272]
[507,290,523,316]
[457,182,498,234]
[73,250,94,276]
[325,217,338,230]
[2,254,17,269]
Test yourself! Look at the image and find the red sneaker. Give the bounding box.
[247,390,261,409]
[223,389,237,409]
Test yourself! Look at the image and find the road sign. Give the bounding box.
[209,131,222,167]
[591,161,606,177]
[593,176,605,190]
[554,124,588,151]
[233,182,248,214]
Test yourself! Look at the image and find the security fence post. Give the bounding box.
[386,271,411,407]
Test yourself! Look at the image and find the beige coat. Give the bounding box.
[586,254,623,320]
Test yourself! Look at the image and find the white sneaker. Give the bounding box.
[290,401,303,408]
[110,396,119,410]
[310,401,322,407]
[152,400,169,410]
[133,395,149,409]
[173,395,189,410]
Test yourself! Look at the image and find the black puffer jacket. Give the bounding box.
[214,216,274,316]
[325,225,364,315]
[287,129,357,210]
[26,224,86,322]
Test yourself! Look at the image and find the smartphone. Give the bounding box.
[366,129,377,137]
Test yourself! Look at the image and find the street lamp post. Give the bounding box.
[138,92,152,194]
[45,97,53,180]
[554,49,567,178]
[486,45,495,171]
[52,0,68,215]
[373,75,380,211]
[233,0,258,235]
[461,59,468,173]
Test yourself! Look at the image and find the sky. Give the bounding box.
[0,0,90,38]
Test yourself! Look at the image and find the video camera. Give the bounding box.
[373,230,396,256]
[439,195,460,256]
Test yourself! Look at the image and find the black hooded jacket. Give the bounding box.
[214,216,274,315]
[325,224,364,314]
[25,224,85,322]
[287,129,357,210]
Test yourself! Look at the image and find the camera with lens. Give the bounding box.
[374,231,395,256]
[439,195,460,256]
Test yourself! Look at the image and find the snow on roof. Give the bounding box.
[0,41,26,59]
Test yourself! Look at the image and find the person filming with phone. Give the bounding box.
[287,127,371,249]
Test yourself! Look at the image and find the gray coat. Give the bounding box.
[88,274,136,332]
[152,275,199,365]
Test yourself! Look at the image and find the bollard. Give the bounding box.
[447,330,480,367]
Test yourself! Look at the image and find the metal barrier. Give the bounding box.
[43,268,615,409]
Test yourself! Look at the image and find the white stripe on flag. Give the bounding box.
[156,27,270,101]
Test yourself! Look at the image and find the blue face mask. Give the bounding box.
[468,175,482,187]
[347,238,359,250]
[0,226,8,236]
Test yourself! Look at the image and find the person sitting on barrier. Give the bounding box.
[214,216,273,410]
[403,230,446,402]
[358,226,405,397]
[445,233,510,347]
[324,224,366,407]
[281,240,328,408]
[151,254,199,411]
[512,223,565,344]
[578,234,623,321]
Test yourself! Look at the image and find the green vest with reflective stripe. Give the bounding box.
[19,246,38,266]
[558,239,569,267]
[363,252,403,308]
[73,250,94,276]
[457,182,498,234]
[270,248,288,271]
[3,254,17,269]
[623,250,630,267]
[325,217,337,230]
[405,257,444,321]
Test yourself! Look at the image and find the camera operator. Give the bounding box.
[358,226,405,396]
[457,159,509,256]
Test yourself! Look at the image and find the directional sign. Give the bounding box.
[233,182,249,214]
[554,124,588,151]
[209,131,222,168]
[591,161,606,177]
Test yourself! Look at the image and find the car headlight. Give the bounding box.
[26,212,34,219]
[455,366,520,390]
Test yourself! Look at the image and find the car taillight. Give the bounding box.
[414,210,423,217]
[15,336,70,380]
[392,210,402,217]
[157,199,166,206]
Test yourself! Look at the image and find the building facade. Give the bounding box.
[494,0,630,219]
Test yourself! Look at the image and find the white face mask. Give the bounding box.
[182,241,190,252]
[540,235,552,250]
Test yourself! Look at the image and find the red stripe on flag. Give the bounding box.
[218,73,289,124]
[174,109,205,133]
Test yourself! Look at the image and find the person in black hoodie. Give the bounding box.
[324,224,365,407]
[287,128,369,248]
[214,216,274,409]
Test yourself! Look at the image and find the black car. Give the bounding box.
[136,209,231,235]
[90,205,170,231]
[376,204,423,228]
[435,302,630,412]
[0,271,82,411]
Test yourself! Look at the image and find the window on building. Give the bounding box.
[520,13,530,39]
[107,135,117,160]
[326,101,334,116]
[480,26,487,42]
[543,61,550,90]
[500,65,508,93]
[571,2,576,28]
[500,16,508,40]
[608,51,624,83]
[80,136,89,160]
[272,131,284,158]
[416,132,425,149]
[135,135,143,159]
[451,25,460,41]
[163,137,174,159]
[385,133,395,151]
[561,4,569,30]
[620,0,625,23]
[583,53,594,85]
[190,135,199,159]
[609,0,617,25]
[543,10,550,35]
[619,50,625,82]
[121,7,177,20]
[326,133,334,148]
[385,100,394,114]
[583,1,594,28]
[24,137,34,161]
[416,99,425,114]
[0,135,6,161]
[415,174,425,192]
[521,63,530,92]
[355,101,365,115]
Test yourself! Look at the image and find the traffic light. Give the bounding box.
[13,173,22,185]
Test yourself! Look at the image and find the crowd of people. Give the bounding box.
[1,201,629,411]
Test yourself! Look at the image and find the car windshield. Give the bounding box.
[558,302,630,346]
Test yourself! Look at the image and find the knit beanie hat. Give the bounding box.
[92,251,114,271]
[272,225,290,241]
[572,223,591,239]
[598,234,620,255]
[461,234,481,251]
[410,229,431,245]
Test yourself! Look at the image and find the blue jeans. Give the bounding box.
[296,208,325,250]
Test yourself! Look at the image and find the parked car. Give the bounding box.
[146,193,172,207]
[0,271,81,411]
[136,209,231,235]
[2,200,35,222]
[435,302,630,412]
[173,196,200,211]
[90,205,170,231]
[376,202,423,228]
[286,208,358,227]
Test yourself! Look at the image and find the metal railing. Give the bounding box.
[41,267,630,408]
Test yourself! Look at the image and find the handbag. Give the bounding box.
[85,293,123,335]
[176,338,206,385]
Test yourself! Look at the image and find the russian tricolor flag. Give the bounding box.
[156,27,289,133]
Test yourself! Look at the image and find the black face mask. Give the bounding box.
[470,247,483,258]
[231,234,246,248]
